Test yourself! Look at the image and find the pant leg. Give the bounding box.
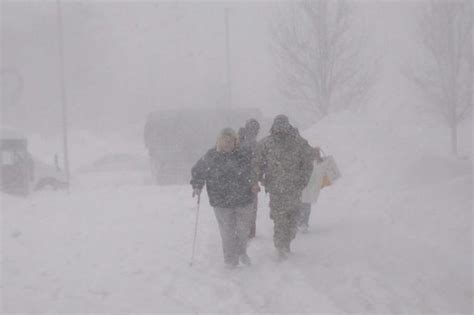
[249,195,258,238]
[271,212,290,250]
[213,207,238,265]
[298,202,312,227]
[287,208,299,241]
[269,193,301,251]
[234,203,254,257]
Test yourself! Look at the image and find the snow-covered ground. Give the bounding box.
[1,112,472,313]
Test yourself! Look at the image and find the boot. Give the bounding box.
[239,253,252,266]
[277,248,288,261]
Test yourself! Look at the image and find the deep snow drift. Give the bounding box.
[1,112,472,313]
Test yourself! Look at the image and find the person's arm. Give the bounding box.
[298,141,314,189]
[241,147,260,193]
[255,140,267,186]
[190,150,211,192]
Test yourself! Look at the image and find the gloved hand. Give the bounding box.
[313,146,323,163]
[192,188,201,198]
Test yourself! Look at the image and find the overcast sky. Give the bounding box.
[2,0,422,136]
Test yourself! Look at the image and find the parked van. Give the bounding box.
[144,108,263,184]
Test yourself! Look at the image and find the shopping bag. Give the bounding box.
[321,174,331,188]
[320,155,341,186]
[301,150,341,203]
[301,159,324,203]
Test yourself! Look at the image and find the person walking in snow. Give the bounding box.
[256,115,314,260]
[298,146,323,233]
[191,128,260,268]
[238,118,261,238]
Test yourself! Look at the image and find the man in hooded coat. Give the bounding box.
[256,115,313,259]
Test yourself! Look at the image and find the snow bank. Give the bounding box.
[28,127,147,173]
[301,111,472,313]
[302,110,471,192]
[2,111,472,313]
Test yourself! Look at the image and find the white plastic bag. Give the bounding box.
[301,153,341,203]
[322,155,341,183]
[301,160,324,203]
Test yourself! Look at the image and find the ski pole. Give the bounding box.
[189,194,201,266]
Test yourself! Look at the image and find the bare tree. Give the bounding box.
[408,0,472,155]
[271,0,376,119]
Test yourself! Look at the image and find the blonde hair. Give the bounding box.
[216,128,238,152]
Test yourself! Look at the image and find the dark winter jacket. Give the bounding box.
[239,128,259,161]
[239,118,259,146]
[190,147,256,208]
[257,116,314,195]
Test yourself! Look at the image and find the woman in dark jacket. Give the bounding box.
[191,128,259,268]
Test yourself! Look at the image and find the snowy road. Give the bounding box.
[2,168,471,313]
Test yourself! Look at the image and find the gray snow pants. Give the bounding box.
[298,202,312,227]
[249,195,258,238]
[269,192,301,252]
[213,203,253,265]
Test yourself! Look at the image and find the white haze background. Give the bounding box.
[1,0,472,314]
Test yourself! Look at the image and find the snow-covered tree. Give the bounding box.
[271,0,376,120]
[408,0,472,155]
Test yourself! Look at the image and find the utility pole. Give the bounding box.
[225,8,232,109]
[56,0,70,186]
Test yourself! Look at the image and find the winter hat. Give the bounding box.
[271,114,291,134]
[245,118,260,137]
[216,127,238,152]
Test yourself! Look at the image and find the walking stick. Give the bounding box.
[189,194,201,267]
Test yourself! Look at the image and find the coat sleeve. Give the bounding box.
[190,150,211,189]
[249,155,259,186]
[299,140,314,189]
[241,147,259,186]
[255,139,267,185]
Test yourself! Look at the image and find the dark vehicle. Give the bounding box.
[1,128,68,196]
[144,108,263,184]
